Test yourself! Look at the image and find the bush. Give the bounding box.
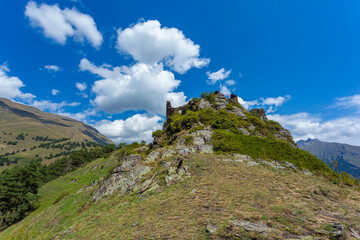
[212,129,358,186]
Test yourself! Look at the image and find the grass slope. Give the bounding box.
[2,152,360,239]
[0,98,112,169]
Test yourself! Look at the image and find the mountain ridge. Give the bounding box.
[297,138,360,178]
[0,98,113,168]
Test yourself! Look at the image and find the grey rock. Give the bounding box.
[303,169,313,176]
[114,154,142,172]
[229,220,272,233]
[191,130,212,143]
[92,154,151,201]
[146,151,160,162]
[206,223,219,234]
[161,149,175,158]
[329,222,344,239]
[198,98,212,109]
[160,161,172,169]
[284,161,297,169]
[165,166,191,186]
[193,136,205,146]
[227,106,247,119]
[198,144,213,154]
[233,154,253,162]
[249,108,268,121]
[215,93,229,109]
[248,123,256,131]
[238,127,250,135]
[247,161,260,166]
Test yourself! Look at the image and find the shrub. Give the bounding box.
[211,129,357,186]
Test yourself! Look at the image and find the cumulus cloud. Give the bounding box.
[75,82,87,91]
[116,20,209,74]
[238,97,259,109]
[51,89,60,95]
[57,109,96,122]
[25,1,102,48]
[268,113,360,146]
[220,85,231,97]
[44,65,61,72]
[94,114,163,143]
[238,95,291,113]
[225,79,236,86]
[0,64,35,101]
[79,58,186,115]
[31,100,79,112]
[335,94,360,109]
[206,68,231,85]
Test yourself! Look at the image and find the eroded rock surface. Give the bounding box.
[92,154,150,201]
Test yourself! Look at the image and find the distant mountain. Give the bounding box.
[0,98,112,167]
[297,138,360,178]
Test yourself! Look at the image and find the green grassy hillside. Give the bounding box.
[0,98,112,169]
[1,92,360,239]
[1,150,360,239]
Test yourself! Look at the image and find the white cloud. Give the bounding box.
[79,58,187,115]
[220,85,231,97]
[225,79,236,86]
[335,94,360,108]
[51,89,60,95]
[238,95,291,113]
[268,113,360,146]
[0,64,35,101]
[57,109,96,122]
[206,68,231,85]
[238,97,259,109]
[44,65,60,72]
[76,82,87,91]
[31,100,79,112]
[94,114,163,143]
[25,1,102,48]
[116,20,209,74]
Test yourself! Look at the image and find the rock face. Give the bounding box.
[249,108,268,121]
[176,127,214,155]
[92,154,151,201]
[214,92,229,110]
[198,98,212,109]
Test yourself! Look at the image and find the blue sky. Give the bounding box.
[1,0,360,145]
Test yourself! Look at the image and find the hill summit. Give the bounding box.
[153,91,296,149]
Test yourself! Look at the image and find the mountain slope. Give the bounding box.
[0,98,112,167]
[1,92,359,239]
[297,138,360,178]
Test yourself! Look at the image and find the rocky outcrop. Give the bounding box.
[176,127,214,155]
[249,108,268,121]
[274,128,297,148]
[91,154,151,201]
[214,92,228,110]
[198,98,212,109]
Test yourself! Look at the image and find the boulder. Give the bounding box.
[146,151,160,162]
[229,220,272,233]
[206,223,219,234]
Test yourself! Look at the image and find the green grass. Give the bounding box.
[2,153,360,239]
[212,129,359,186]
